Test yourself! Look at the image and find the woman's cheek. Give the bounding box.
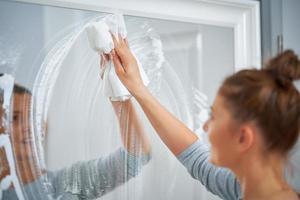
[207,124,223,164]
[208,125,218,148]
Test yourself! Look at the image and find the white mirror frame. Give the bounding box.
[12,0,261,70]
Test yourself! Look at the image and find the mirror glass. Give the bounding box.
[0,1,235,200]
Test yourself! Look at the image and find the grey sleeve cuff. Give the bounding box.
[177,139,242,200]
[122,148,152,177]
[51,148,151,199]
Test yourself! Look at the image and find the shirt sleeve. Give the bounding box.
[177,139,242,200]
[50,148,151,199]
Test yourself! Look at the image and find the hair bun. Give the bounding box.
[265,50,300,82]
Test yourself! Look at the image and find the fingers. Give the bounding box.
[112,50,125,76]
[110,33,131,76]
[111,32,118,46]
[118,33,128,47]
[99,32,129,80]
[124,38,129,47]
[104,54,110,61]
[111,32,122,47]
[108,53,113,61]
[111,32,127,49]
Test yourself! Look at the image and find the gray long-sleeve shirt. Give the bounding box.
[177,139,243,200]
[2,148,150,200]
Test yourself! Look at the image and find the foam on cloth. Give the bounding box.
[86,21,113,54]
[86,14,149,101]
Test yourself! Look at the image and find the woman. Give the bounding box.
[110,34,300,200]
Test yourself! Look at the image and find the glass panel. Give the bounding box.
[0,1,236,200]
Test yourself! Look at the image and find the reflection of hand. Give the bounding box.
[99,53,111,80]
[111,34,147,97]
[0,147,10,181]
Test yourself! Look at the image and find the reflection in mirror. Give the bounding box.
[1,2,153,199]
[0,1,242,200]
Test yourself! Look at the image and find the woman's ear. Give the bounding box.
[238,124,255,153]
[203,119,210,132]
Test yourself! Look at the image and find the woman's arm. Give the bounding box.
[110,35,242,200]
[111,35,197,156]
[131,87,198,155]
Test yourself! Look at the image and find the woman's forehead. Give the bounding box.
[213,95,225,110]
[13,93,31,104]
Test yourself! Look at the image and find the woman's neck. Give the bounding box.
[233,154,294,200]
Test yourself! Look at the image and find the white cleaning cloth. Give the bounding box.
[86,21,113,54]
[86,14,149,101]
[105,13,127,39]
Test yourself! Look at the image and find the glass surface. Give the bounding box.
[0,1,235,200]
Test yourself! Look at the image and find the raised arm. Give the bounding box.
[111,36,197,156]
[110,35,242,200]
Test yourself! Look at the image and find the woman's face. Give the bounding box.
[0,92,44,184]
[204,94,242,168]
[11,93,34,168]
[0,93,34,183]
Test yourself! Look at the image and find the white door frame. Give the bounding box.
[12,0,261,70]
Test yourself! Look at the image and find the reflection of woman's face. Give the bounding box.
[0,92,39,184]
[205,94,241,168]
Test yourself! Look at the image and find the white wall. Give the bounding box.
[282,0,300,56]
[261,0,300,59]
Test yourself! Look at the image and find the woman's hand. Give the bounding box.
[111,34,147,96]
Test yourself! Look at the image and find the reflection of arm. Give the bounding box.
[111,99,151,155]
[51,148,150,199]
[50,99,151,199]
[177,139,241,200]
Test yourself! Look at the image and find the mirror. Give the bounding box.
[0,1,235,200]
